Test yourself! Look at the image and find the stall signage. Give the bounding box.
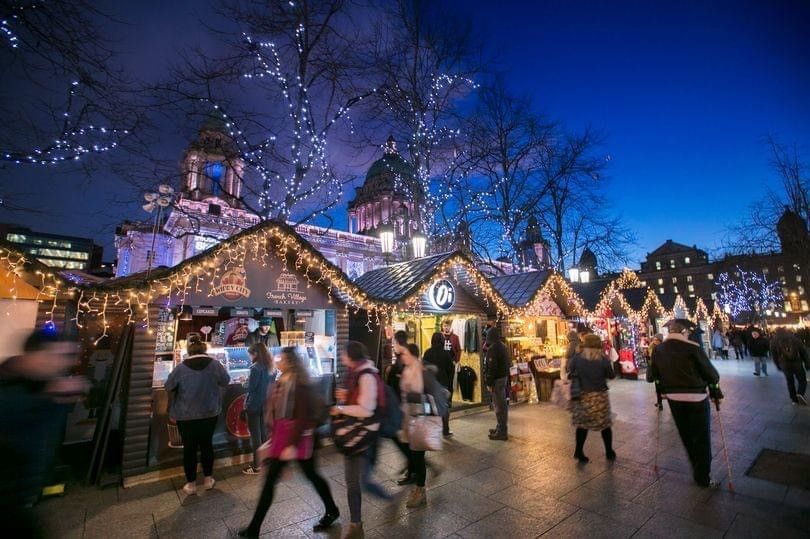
[428,279,455,310]
[210,267,251,301]
[192,306,218,316]
[296,310,314,318]
[263,309,283,318]
[230,308,252,317]
[265,269,308,305]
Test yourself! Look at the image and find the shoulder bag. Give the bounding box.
[404,393,443,451]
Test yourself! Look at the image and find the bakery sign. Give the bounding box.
[210,267,251,301]
[265,268,308,305]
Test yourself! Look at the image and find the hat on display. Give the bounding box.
[582,333,603,350]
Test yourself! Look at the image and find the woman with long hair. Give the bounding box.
[164,334,230,495]
[399,343,429,508]
[568,334,616,463]
[238,348,339,538]
[243,343,275,475]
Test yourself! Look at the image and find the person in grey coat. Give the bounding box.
[165,335,230,495]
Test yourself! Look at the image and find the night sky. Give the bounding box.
[2,0,808,266]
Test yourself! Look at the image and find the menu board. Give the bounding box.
[155,309,176,354]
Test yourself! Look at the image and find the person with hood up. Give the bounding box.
[484,326,510,441]
[771,329,809,405]
[568,333,616,462]
[165,334,230,495]
[648,319,722,488]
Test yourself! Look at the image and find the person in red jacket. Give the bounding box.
[441,320,461,364]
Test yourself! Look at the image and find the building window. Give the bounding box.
[670,259,676,268]
[797,275,802,283]
[689,293,695,298]
[687,275,693,282]
[657,278,664,285]
[684,257,691,264]
[762,268,769,275]
[672,277,678,283]
[799,286,805,296]
[673,286,679,293]
[780,276,787,284]
[708,273,714,280]
[641,281,647,286]
[688,284,695,292]
[711,292,717,300]
[659,287,665,295]
[655,261,662,270]
[778,266,784,273]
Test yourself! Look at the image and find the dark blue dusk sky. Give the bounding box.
[1,0,808,265]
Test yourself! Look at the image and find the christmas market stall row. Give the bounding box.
[350,251,516,408]
[24,221,390,486]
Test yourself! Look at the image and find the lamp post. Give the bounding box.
[379,224,395,265]
[143,184,175,278]
[568,267,580,283]
[412,231,427,259]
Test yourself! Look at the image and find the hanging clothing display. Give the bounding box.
[457,366,478,401]
[464,319,479,352]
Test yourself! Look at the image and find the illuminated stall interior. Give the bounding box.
[352,252,510,407]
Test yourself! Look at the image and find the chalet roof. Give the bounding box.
[489,271,551,307]
[647,240,704,258]
[354,253,455,302]
[570,280,612,311]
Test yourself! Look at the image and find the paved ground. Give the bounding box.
[37,358,810,538]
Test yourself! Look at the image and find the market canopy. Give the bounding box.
[353,251,510,315]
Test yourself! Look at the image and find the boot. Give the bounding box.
[341,522,364,539]
[405,486,427,508]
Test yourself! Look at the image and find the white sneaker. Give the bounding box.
[182,482,197,495]
[203,476,216,490]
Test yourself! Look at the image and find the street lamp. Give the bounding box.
[379,224,395,264]
[143,184,175,278]
[568,267,580,282]
[412,231,427,259]
[579,270,591,283]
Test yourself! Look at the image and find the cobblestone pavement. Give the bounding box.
[37,358,810,538]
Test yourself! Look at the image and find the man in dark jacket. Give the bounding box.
[423,333,455,437]
[484,327,510,441]
[649,319,722,488]
[245,318,280,349]
[749,329,770,376]
[771,329,809,405]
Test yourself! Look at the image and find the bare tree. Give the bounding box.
[370,0,480,236]
[458,78,555,263]
[535,127,634,271]
[0,1,139,168]
[727,136,809,254]
[154,0,377,223]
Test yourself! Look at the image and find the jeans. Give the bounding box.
[492,377,509,435]
[442,398,452,435]
[362,442,391,500]
[753,356,768,375]
[247,456,337,533]
[409,449,426,487]
[784,364,808,401]
[247,410,267,469]
[176,416,218,482]
[668,398,712,486]
[733,346,744,359]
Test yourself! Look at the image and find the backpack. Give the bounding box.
[379,383,403,438]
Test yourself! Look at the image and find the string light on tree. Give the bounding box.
[716,267,783,323]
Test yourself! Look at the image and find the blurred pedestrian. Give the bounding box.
[731,331,744,360]
[484,327,510,441]
[771,329,809,405]
[331,341,386,539]
[243,343,275,475]
[239,348,339,537]
[711,329,725,359]
[569,334,616,462]
[647,333,665,408]
[423,332,455,437]
[649,319,722,488]
[0,329,86,537]
[165,334,230,495]
[750,329,770,376]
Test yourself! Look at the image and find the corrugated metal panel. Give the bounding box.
[121,306,159,478]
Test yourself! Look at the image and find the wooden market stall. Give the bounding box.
[351,251,510,408]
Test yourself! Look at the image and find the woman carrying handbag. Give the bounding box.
[238,348,339,538]
[398,343,447,508]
